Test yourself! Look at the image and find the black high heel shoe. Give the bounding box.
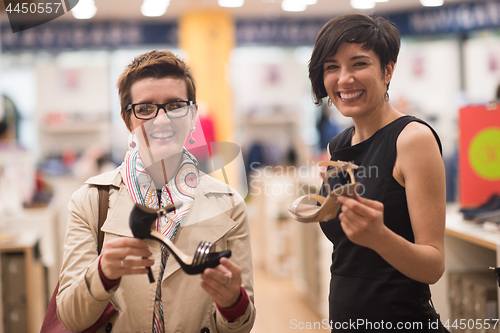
[129,203,232,275]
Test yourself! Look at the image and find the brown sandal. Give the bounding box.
[288,161,360,223]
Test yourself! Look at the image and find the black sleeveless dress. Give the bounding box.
[321,116,445,332]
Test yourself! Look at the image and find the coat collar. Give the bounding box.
[85,165,235,196]
[85,165,123,188]
[90,166,240,281]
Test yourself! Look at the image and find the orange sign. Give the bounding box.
[459,104,500,208]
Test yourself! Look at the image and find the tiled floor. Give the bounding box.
[246,196,330,332]
[251,265,329,332]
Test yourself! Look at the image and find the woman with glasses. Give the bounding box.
[307,14,447,332]
[56,50,255,333]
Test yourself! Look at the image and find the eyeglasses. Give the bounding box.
[126,100,195,120]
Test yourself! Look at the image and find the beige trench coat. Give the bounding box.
[56,166,256,333]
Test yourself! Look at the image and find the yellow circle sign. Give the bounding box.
[468,128,500,180]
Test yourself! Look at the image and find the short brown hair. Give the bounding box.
[309,14,401,105]
[117,50,196,131]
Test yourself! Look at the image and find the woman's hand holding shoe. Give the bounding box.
[200,258,243,308]
[100,237,154,281]
[337,194,388,251]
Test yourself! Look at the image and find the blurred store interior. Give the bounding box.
[0,0,499,332]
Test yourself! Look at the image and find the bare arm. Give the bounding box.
[338,122,446,284]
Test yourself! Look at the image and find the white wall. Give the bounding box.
[37,52,110,115]
[230,47,309,116]
[464,31,500,104]
[391,37,462,157]
[1,65,38,158]
[230,46,321,163]
[34,51,112,159]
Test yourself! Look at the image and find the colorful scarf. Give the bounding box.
[122,147,199,236]
[121,147,200,333]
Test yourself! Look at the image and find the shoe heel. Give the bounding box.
[130,203,232,276]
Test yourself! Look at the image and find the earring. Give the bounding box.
[384,91,389,102]
[189,127,196,145]
[327,97,332,107]
[128,133,137,150]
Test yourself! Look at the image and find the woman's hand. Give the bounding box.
[100,237,154,280]
[200,258,242,308]
[337,194,388,250]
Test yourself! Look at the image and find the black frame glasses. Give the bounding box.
[127,100,195,120]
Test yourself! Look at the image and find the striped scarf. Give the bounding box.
[121,147,199,333]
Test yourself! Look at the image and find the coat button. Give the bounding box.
[105,322,112,332]
[200,328,210,333]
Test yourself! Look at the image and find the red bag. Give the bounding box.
[40,186,117,333]
[40,284,117,333]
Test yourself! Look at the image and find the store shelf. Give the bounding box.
[249,169,330,319]
[37,120,112,160]
[0,231,46,333]
[431,206,500,325]
[39,122,109,134]
[445,211,500,251]
[243,114,298,126]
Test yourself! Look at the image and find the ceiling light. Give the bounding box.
[419,0,443,7]
[71,0,97,19]
[141,0,170,17]
[281,0,307,12]
[350,0,375,9]
[218,0,244,7]
[301,0,317,4]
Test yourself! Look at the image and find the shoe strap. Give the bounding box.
[318,161,358,185]
[289,194,326,214]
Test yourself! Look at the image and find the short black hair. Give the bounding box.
[0,95,20,139]
[308,13,401,105]
[0,121,7,137]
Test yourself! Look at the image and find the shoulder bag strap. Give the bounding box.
[40,185,112,333]
[96,185,110,255]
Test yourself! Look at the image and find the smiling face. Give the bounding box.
[323,42,394,120]
[129,76,197,167]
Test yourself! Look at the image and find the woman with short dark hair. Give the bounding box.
[306,14,447,332]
